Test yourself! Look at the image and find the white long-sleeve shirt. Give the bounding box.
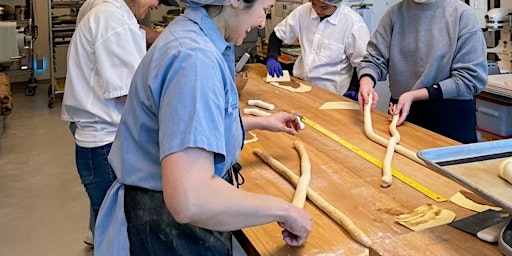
[274,4,370,95]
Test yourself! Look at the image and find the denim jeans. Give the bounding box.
[75,143,117,234]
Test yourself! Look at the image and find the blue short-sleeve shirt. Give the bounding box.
[94,7,244,255]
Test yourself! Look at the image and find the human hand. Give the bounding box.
[343,91,358,101]
[392,92,415,126]
[266,57,283,77]
[358,77,378,111]
[262,111,301,135]
[278,206,312,246]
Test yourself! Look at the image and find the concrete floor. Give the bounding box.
[0,84,93,256]
[0,83,247,256]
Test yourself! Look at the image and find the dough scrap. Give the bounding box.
[269,81,312,93]
[244,131,258,144]
[395,204,455,231]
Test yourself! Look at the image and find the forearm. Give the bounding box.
[161,148,291,231]
[267,31,283,59]
[242,116,267,131]
[183,178,291,231]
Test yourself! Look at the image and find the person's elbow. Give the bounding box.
[163,193,203,224]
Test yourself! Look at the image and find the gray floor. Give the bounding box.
[0,84,93,256]
[0,83,247,256]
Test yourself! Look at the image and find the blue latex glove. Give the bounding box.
[266,57,283,77]
[343,91,358,101]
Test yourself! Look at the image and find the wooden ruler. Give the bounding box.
[300,115,446,202]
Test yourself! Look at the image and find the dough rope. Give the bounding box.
[243,107,271,117]
[382,110,399,187]
[291,140,311,208]
[363,93,424,165]
[248,99,275,111]
[253,148,371,247]
[244,131,258,144]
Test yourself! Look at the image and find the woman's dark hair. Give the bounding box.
[204,0,258,17]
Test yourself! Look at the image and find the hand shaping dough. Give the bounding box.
[253,148,371,247]
[499,157,512,184]
[363,94,424,165]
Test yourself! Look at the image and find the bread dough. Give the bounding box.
[499,158,512,184]
[291,140,311,208]
[269,82,312,93]
[382,112,399,187]
[244,131,258,144]
[243,107,271,117]
[253,148,371,247]
[363,93,424,165]
[450,191,502,212]
[395,204,456,231]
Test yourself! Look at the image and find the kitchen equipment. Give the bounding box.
[499,218,512,256]
[449,209,506,237]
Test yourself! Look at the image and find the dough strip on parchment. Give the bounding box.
[363,94,424,165]
[253,148,371,247]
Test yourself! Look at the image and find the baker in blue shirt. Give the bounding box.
[94,0,312,254]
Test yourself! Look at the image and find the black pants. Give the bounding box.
[390,98,477,144]
[124,170,238,256]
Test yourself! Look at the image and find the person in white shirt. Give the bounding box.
[266,0,370,98]
[61,0,177,247]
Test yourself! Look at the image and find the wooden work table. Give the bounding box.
[234,64,501,255]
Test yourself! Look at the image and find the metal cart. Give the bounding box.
[47,0,84,108]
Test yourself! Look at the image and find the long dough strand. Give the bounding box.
[291,141,311,208]
[253,148,371,247]
[363,94,424,165]
[382,107,399,187]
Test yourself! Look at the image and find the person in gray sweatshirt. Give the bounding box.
[357,0,487,144]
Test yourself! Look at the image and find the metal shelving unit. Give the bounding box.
[0,0,38,94]
[47,0,84,108]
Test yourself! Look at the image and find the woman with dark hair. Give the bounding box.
[94,0,312,254]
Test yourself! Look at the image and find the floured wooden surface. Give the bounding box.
[234,64,499,255]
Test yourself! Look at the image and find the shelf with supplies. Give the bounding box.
[0,0,38,95]
[47,0,85,108]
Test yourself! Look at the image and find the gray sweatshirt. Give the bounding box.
[357,0,488,100]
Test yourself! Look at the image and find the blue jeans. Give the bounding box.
[75,143,117,234]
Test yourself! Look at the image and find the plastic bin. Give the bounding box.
[476,97,512,137]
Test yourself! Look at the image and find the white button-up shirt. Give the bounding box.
[274,4,370,95]
[61,0,146,147]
